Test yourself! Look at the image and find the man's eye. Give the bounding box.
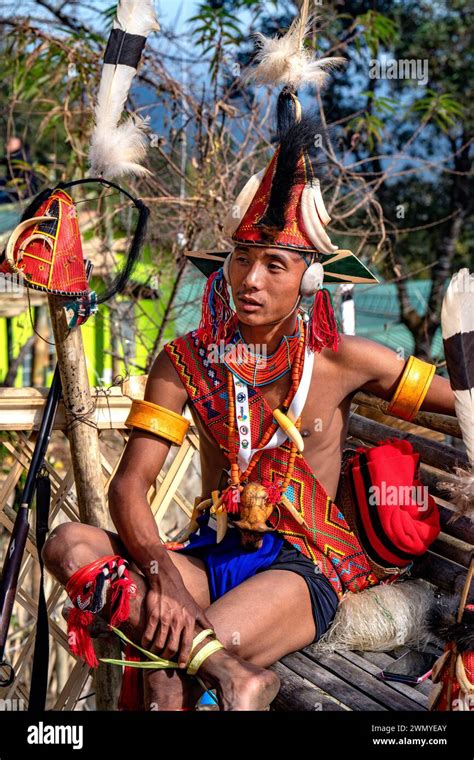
[269,264,283,271]
[236,257,248,263]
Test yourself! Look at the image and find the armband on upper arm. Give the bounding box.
[387,355,436,421]
[124,399,190,445]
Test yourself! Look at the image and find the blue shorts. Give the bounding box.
[172,512,339,643]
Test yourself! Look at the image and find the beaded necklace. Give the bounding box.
[223,316,302,387]
[219,319,307,514]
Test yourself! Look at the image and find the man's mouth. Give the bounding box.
[237,295,263,312]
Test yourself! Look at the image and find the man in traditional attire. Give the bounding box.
[42,13,458,711]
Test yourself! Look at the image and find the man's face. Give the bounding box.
[229,245,307,326]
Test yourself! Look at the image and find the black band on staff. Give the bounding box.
[443,332,474,391]
[104,28,146,69]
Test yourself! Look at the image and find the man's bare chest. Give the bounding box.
[257,357,350,448]
[189,357,351,498]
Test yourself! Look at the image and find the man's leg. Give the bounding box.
[144,569,319,709]
[206,569,317,667]
[42,521,213,709]
[42,523,281,710]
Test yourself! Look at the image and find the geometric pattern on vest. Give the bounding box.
[164,329,382,600]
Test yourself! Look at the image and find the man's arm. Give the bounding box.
[108,348,212,662]
[109,348,186,568]
[332,334,456,416]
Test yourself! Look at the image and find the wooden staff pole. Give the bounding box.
[47,294,122,711]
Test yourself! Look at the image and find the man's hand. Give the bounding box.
[141,563,214,668]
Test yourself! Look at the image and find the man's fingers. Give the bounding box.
[152,621,170,654]
[141,617,159,648]
[160,623,182,661]
[178,622,194,669]
[198,611,215,634]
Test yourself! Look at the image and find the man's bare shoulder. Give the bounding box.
[145,343,189,414]
[323,334,402,368]
[323,334,389,362]
[317,334,406,398]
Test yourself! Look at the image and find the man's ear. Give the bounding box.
[223,252,232,285]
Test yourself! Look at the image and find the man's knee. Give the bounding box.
[42,522,95,581]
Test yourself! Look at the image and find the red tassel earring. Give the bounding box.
[307,288,339,353]
[197,268,238,348]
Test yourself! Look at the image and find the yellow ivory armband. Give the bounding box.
[387,355,436,421]
[124,399,190,445]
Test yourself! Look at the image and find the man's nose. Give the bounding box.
[241,262,265,290]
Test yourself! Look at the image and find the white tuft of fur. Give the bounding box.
[89,0,159,179]
[438,467,474,522]
[309,580,436,653]
[245,16,347,90]
[90,114,152,180]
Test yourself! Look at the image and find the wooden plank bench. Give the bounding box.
[270,395,473,712]
[2,382,471,711]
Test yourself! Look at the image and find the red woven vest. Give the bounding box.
[164,329,382,600]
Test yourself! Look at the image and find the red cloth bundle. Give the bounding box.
[343,439,440,573]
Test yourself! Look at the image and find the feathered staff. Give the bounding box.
[427,268,474,712]
[89,0,160,179]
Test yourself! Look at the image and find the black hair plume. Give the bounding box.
[257,88,329,233]
[427,595,474,652]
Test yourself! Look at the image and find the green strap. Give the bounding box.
[101,625,175,665]
[99,625,219,706]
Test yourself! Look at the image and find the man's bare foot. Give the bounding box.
[200,650,280,711]
[143,668,204,711]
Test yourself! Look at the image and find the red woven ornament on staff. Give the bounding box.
[0,189,89,296]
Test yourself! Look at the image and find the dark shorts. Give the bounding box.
[255,539,339,643]
[170,515,339,644]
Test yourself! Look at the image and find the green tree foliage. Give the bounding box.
[191,0,473,358]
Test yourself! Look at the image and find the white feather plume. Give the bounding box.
[245,14,346,90]
[89,0,160,179]
[115,0,159,35]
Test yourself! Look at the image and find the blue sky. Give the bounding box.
[157,0,199,33]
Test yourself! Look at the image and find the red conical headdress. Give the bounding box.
[186,9,378,351]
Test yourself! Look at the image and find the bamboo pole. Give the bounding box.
[352,391,462,439]
[47,294,122,711]
[348,413,468,472]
